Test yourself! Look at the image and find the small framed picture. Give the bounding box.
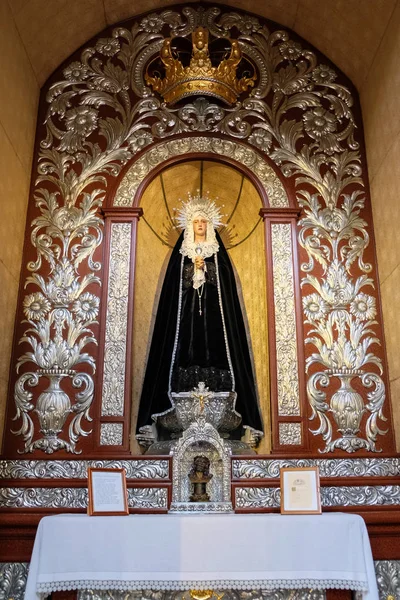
[87,467,129,516]
[280,466,322,515]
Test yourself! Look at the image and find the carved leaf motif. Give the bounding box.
[11,5,387,455]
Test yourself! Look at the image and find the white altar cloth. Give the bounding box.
[24,512,378,599]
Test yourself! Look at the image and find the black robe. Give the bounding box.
[136,231,263,438]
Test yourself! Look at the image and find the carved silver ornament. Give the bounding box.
[374,560,400,600]
[100,423,124,445]
[77,591,325,600]
[234,485,400,509]
[101,222,132,417]
[279,423,302,445]
[0,458,169,479]
[232,457,400,479]
[271,224,300,417]
[12,5,388,454]
[114,137,288,208]
[170,416,232,512]
[0,563,29,600]
[0,487,167,509]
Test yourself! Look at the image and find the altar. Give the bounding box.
[24,512,378,600]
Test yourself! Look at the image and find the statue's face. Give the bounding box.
[193,216,208,239]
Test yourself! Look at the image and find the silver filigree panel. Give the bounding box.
[171,417,232,507]
[0,487,167,509]
[271,224,300,417]
[232,457,400,479]
[0,459,169,480]
[235,485,400,509]
[0,563,29,600]
[375,560,400,600]
[174,445,225,504]
[6,561,400,600]
[10,4,389,454]
[114,137,289,208]
[78,590,325,600]
[101,222,132,416]
[100,423,124,445]
[279,423,302,445]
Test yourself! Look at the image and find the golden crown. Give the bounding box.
[145,27,256,106]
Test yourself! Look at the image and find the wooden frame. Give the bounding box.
[280,466,321,515]
[87,467,129,516]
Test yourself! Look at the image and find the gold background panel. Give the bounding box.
[131,160,270,453]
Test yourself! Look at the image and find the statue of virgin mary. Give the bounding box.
[136,194,263,445]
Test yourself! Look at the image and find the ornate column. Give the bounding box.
[95,207,143,452]
[260,207,307,451]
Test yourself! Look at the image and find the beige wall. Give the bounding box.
[360,0,400,450]
[0,0,39,450]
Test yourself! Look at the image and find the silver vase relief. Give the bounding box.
[13,197,102,453]
[11,5,388,453]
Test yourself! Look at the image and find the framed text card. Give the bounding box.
[280,466,322,515]
[88,467,129,516]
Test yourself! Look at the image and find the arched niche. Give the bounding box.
[99,142,306,455]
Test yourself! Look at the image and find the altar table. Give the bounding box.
[24,512,378,599]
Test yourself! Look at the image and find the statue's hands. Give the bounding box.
[194,256,205,270]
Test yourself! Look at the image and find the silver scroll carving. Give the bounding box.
[4,561,400,600]
[0,487,168,509]
[235,485,400,509]
[114,137,289,208]
[12,4,388,453]
[232,457,400,479]
[1,560,397,600]
[0,459,169,479]
[374,560,400,600]
[0,563,29,600]
[78,590,325,600]
[101,222,132,417]
[271,223,300,418]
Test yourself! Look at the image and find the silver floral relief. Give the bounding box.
[0,487,167,509]
[0,458,169,479]
[0,563,29,600]
[235,485,400,509]
[113,137,288,208]
[235,487,281,509]
[12,186,102,452]
[129,487,168,509]
[374,560,400,600]
[279,423,302,445]
[101,222,132,416]
[78,590,325,600]
[13,4,388,453]
[271,224,300,417]
[232,457,400,479]
[302,198,387,452]
[0,561,396,600]
[100,423,124,445]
